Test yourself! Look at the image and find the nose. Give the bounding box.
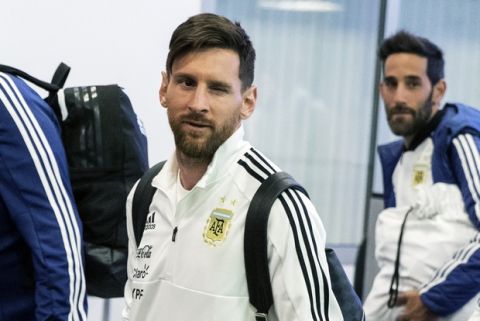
[392,83,409,105]
[188,86,209,113]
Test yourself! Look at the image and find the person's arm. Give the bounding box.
[0,74,87,320]
[419,132,480,315]
[267,188,344,321]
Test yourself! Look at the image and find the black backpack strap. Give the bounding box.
[131,161,166,247]
[244,172,365,321]
[49,62,70,88]
[0,63,71,120]
[45,63,71,117]
[0,63,63,92]
[244,171,307,321]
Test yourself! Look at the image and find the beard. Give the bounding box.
[168,109,241,162]
[386,91,434,138]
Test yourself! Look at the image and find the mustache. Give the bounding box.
[387,104,416,118]
[180,112,213,127]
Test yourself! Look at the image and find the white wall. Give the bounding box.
[1,1,201,320]
[1,0,202,164]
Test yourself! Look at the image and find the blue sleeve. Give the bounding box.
[0,73,87,320]
[420,132,480,315]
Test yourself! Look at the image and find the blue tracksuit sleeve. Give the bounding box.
[420,132,480,316]
[0,73,87,320]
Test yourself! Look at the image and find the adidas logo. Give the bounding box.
[145,212,156,230]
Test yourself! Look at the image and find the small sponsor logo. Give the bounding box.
[133,264,150,279]
[132,288,144,300]
[136,245,152,259]
[145,212,156,230]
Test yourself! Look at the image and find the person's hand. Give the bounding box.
[395,290,438,321]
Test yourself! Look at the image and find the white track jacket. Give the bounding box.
[364,138,479,321]
[122,127,343,321]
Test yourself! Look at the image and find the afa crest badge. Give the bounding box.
[412,164,429,186]
[203,208,234,246]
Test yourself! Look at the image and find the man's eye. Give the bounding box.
[406,81,420,89]
[176,78,195,87]
[384,80,397,88]
[211,86,228,93]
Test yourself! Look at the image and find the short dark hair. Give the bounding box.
[379,30,444,85]
[166,13,256,91]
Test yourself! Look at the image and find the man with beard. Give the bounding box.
[122,13,344,321]
[364,30,480,321]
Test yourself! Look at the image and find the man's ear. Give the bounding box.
[240,86,257,119]
[432,79,447,107]
[159,71,169,108]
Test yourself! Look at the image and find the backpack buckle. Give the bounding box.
[255,312,268,321]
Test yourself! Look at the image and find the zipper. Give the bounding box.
[172,226,178,242]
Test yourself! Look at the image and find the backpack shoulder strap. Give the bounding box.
[45,63,71,115]
[0,63,71,120]
[0,63,68,92]
[49,62,70,88]
[131,160,166,247]
[245,172,365,321]
[244,171,307,320]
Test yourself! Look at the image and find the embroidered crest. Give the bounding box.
[203,208,234,246]
[412,164,429,186]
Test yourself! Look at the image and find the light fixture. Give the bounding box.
[258,0,343,12]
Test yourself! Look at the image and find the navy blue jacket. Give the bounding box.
[378,103,480,316]
[0,72,87,320]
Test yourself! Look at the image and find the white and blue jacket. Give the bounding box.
[0,72,87,320]
[378,103,480,316]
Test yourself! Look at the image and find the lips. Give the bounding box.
[179,115,214,132]
[182,119,212,131]
[390,111,412,116]
[388,107,415,119]
[183,120,211,128]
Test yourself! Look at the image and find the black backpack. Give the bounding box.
[0,63,149,298]
[132,162,365,321]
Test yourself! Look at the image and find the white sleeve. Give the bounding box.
[268,189,344,321]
